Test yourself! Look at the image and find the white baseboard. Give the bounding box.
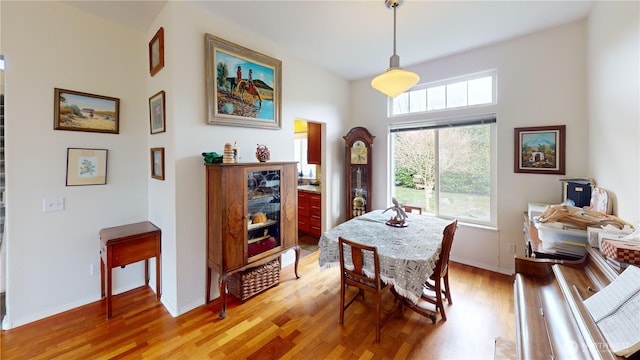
[3,294,100,330]
[450,255,513,276]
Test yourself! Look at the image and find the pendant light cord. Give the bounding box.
[392,3,397,56]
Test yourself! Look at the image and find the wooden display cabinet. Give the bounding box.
[205,161,300,319]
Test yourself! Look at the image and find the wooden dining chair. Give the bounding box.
[338,237,399,343]
[403,205,422,214]
[401,220,457,323]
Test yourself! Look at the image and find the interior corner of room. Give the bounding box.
[0,2,638,359]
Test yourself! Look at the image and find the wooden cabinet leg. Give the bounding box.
[294,245,301,279]
[206,267,211,303]
[219,275,228,319]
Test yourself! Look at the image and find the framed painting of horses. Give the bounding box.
[514,125,565,175]
[205,34,282,129]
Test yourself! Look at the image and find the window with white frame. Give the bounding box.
[390,115,497,227]
[391,70,496,116]
[294,132,315,178]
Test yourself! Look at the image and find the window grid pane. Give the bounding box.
[446,81,467,109]
[427,86,446,111]
[468,76,492,106]
[409,89,427,113]
[392,93,409,115]
[294,136,314,177]
[437,125,491,221]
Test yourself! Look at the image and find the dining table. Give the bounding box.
[318,209,454,305]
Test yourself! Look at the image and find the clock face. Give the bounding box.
[350,140,368,164]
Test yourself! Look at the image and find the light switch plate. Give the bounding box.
[43,197,64,212]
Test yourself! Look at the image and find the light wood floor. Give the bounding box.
[1,250,515,359]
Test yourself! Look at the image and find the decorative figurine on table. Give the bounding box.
[255,144,270,162]
[383,197,409,227]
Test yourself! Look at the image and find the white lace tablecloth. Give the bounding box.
[318,209,453,304]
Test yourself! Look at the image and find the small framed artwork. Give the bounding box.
[66,148,108,186]
[514,125,566,175]
[149,90,166,134]
[54,88,119,134]
[150,147,165,180]
[205,33,282,129]
[149,27,164,76]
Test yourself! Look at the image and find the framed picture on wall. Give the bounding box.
[149,90,166,134]
[514,125,566,175]
[150,147,165,180]
[54,88,119,134]
[149,27,164,76]
[66,148,108,186]
[205,33,282,129]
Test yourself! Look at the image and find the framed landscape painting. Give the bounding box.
[514,125,565,175]
[54,88,119,134]
[205,33,282,129]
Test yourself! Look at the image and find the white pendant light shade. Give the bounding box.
[371,68,420,98]
[371,0,419,98]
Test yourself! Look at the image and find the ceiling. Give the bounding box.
[64,0,594,80]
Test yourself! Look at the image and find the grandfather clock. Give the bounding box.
[344,127,375,220]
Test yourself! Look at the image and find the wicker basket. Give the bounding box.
[228,259,281,302]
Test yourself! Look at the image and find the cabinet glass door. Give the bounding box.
[350,166,368,217]
[247,168,281,258]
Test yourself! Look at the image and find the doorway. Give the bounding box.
[294,119,324,251]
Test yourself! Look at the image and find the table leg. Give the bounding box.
[391,287,436,323]
[144,259,150,285]
[106,257,113,319]
[100,258,105,299]
[155,254,161,301]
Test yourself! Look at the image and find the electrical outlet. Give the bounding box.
[507,243,516,254]
[43,197,64,212]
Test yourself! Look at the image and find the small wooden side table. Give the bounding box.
[100,221,161,319]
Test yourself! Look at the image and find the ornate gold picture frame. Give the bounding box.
[205,34,282,129]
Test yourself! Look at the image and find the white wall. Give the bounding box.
[1,1,149,328]
[587,1,640,225]
[351,20,590,274]
[145,3,179,318]
[0,0,350,328]
[165,2,350,314]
